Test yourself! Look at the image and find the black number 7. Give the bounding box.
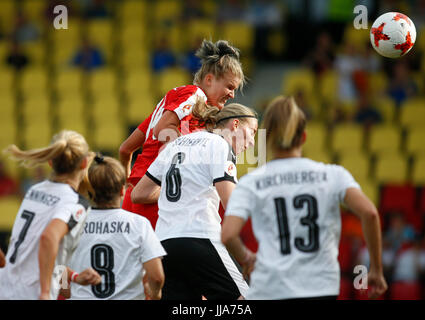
[9,210,35,264]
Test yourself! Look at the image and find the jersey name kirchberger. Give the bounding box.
[225,158,361,300]
[0,180,89,300]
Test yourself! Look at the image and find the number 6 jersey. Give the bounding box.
[0,180,90,300]
[225,158,361,300]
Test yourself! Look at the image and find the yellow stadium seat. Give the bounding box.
[127,94,156,126]
[343,24,369,48]
[89,68,117,98]
[319,70,339,104]
[155,67,192,98]
[303,122,329,153]
[119,45,150,71]
[221,21,254,52]
[120,0,147,21]
[412,154,425,184]
[56,69,84,94]
[374,153,408,184]
[24,121,52,150]
[283,68,317,106]
[368,72,388,96]
[406,127,425,156]
[0,0,16,33]
[303,149,332,164]
[0,196,21,231]
[21,67,48,93]
[368,125,401,155]
[0,121,17,152]
[339,153,371,183]
[57,97,86,135]
[373,96,395,123]
[22,94,51,125]
[360,180,379,206]
[93,120,126,153]
[153,0,182,26]
[92,96,120,123]
[0,68,14,93]
[23,42,46,66]
[186,19,216,45]
[0,154,20,180]
[124,70,153,98]
[120,23,147,45]
[400,98,425,128]
[22,0,45,23]
[331,124,365,155]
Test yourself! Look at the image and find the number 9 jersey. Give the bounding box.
[225,158,361,300]
[0,180,90,300]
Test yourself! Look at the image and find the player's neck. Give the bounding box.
[50,173,81,192]
[273,147,302,160]
[94,198,121,210]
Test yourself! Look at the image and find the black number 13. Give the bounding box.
[274,194,319,255]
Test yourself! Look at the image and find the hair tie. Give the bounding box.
[94,153,104,164]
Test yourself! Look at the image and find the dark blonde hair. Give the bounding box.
[193,39,245,90]
[4,130,90,175]
[88,155,126,206]
[192,100,257,131]
[262,96,306,151]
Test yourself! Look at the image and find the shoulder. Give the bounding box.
[119,209,152,229]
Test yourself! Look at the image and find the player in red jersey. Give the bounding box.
[119,40,245,228]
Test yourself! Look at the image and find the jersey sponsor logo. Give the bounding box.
[225,161,236,177]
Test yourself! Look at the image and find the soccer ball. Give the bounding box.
[370,12,416,58]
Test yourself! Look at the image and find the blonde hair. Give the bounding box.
[193,39,245,90]
[4,130,90,175]
[88,155,126,206]
[262,96,306,151]
[192,100,257,131]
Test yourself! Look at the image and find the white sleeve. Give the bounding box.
[334,165,361,204]
[225,177,256,221]
[210,139,238,185]
[139,219,167,263]
[51,202,88,238]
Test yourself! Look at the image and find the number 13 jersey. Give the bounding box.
[225,158,360,300]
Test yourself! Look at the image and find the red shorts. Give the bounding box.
[122,184,158,229]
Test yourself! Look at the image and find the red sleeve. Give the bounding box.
[137,113,152,135]
[163,86,204,120]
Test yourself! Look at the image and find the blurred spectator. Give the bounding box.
[216,0,248,23]
[182,38,202,75]
[83,0,110,19]
[384,212,417,255]
[11,11,40,44]
[0,160,18,197]
[293,88,313,120]
[181,0,206,21]
[151,37,176,73]
[353,93,382,128]
[303,31,335,78]
[392,236,425,284]
[5,41,29,71]
[71,37,105,71]
[387,60,418,108]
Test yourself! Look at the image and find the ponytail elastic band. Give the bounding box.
[94,153,104,164]
[216,115,257,124]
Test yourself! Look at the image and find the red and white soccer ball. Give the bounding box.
[370,12,416,58]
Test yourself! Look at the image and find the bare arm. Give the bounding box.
[214,180,236,210]
[119,128,146,179]
[131,174,161,204]
[0,248,5,268]
[142,258,165,300]
[153,110,181,144]
[344,187,388,298]
[38,219,69,300]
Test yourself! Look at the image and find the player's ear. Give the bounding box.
[48,160,53,168]
[120,185,125,197]
[204,73,214,87]
[232,118,239,131]
[301,130,307,145]
[80,156,88,170]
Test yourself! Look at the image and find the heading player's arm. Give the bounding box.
[119,128,146,179]
[153,111,181,145]
[344,187,388,298]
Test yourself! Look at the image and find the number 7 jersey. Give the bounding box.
[225,158,361,300]
[0,180,90,300]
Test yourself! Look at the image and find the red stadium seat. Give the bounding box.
[390,281,422,300]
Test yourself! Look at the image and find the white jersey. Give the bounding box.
[225,158,361,300]
[0,180,89,300]
[146,130,237,241]
[68,208,166,300]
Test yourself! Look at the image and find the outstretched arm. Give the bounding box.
[119,128,146,179]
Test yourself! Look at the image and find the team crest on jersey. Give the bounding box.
[74,208,84,221]
[225,161,236,177]
[182,104,192,113]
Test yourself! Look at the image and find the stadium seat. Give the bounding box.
[338,153,371,183]
[55,69,84,95]
[374,153,408,184]
[331,124,365,155]
[303,122,328,153]
[127,94,156,126]
[93,120,126,154]
[92,95,121,123]
[411,154,425,185]
[186,19,216,46]
[282,68,316,106]
[367,125,401,155]
[22,0,46,23]
[318,70,339,105]
[360,181,379,206]
[152,0,182,27]
[120,0,147,21]
[57,97,87,136]
[22,42,46,67]
[0,196,21,231]
[119,44,150,71]
[400,98,425,128]
[406,127,425,156]
[155,67,192,98]
[221,21,254,53]
[22,93,51,124]
[303,149,332,164]
[368,72,388,96]
[20,67,49,94]
[373,96,396,124]
[124,70,153,100]
[86,20,113,61]
[89,68,117,98]
[390,281,422,300]
[0,0,16,32]
[24,121,52,150]
[0,67,14,93]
